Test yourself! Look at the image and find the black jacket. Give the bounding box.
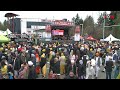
[105,60,114,72]
[53,61,60,74]
[64,75,78,79]
[77,64,85,76]
[13,57,21,71]
[28,66,36,79]
[50,57,55,70]
[67,64,76,75]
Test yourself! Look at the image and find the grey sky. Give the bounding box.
[0,11,110,23]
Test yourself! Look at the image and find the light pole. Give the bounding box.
[103,17,105,40]
[80,24,83,36]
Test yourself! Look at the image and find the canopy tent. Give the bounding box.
[100,34,120,42]
[3,28,12,35]
[86,36,97,41]
[0,35,11,43]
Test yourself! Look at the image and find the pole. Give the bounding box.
[80,24,83,37]
[12,17,14,34]
[103,17,105,39]
[82,24,83,37]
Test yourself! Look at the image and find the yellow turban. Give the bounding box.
[42,49,46,52]
[0,47,3,51]
[50,48,52,51]
[10,48,13,51]
[90,48,93,51]
[41,53,45,58]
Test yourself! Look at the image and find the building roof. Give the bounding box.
[5,13,19,17]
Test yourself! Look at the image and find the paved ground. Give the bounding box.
[37,62,114,79]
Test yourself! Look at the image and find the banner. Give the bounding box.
[74,33,80,41]
[58,30,64,35]
[52,30,64,35]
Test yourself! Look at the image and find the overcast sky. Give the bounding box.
[0,11,110,23]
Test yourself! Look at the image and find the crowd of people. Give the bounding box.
[0,40,120,79]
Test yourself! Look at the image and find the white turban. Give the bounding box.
[79,60,83,65]
[71,60,75,63]
[28,61,33,66]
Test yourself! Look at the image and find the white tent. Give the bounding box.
[3,28,12,35]
[100,34,120,42]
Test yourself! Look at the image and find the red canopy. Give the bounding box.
[86,36,97,41]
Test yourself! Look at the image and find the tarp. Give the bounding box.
[0,35,11,42]
[100,34,120,42]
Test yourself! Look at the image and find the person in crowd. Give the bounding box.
[94,52,102,79]
[12,53,21,79]
[53,58,60,76]
[7,64,14,79]
[67,60,76,76]
[64,70,78,79]
[40,53,47,78]
[77,60,85,79]
[105,56,114,79]
[28,61,36,79]
[113,61,120,79]
[86,59,95,79]
[31,54,36,67]
[18,62,29,79]
[48,70,57,79]
[59,53,66,75]
[0,60,8,79]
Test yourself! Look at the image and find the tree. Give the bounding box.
[0,20,8,31]
[72,13,83,25]
[110,11,120,38]
[83,15,95,36]
[3,20,8,31]
[96,11,114,39]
